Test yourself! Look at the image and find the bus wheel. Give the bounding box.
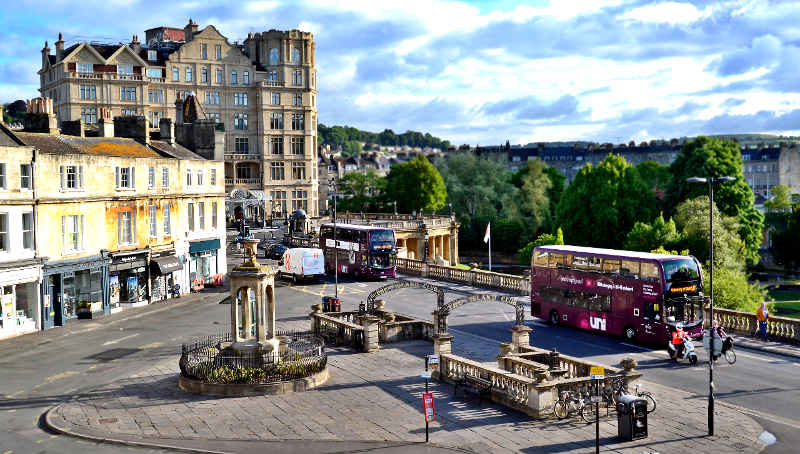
[623,325,636,341]
[549,310,559,326]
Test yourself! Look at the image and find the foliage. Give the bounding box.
[518,227,564,265]
[649,246,689,256]
[385,156,447,213]
[341,140,364,158]
[664,136,764,265]
[707,266,766,314]
[771,204,800,271]
[206,366,266,384]
[318,124,452,150]
[555,154,657,249]
[764,184,793,213]
[510,159,552,237]
[2,100,26,124]
[636,161,671,210]
[624,214,682,253]
[673,196,745,270]
[336,170,386,212]
[543,166,565,219]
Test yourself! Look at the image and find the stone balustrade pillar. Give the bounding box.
[527,383,557,419]
[433,333,454,356]
[511,325,532,351]
[619,357,640,388]
[360,315,380,353]
[310,304,322,333]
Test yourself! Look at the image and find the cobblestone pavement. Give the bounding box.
[47,319,766,454]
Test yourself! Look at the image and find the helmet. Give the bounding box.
[667,316,676,323]
[676,322,683,330]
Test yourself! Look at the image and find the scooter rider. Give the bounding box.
[671,322,686,360]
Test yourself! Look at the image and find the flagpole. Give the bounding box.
[488,227,492,272]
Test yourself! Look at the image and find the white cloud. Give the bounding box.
[622,2,711,25]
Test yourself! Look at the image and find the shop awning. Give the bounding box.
[189,239,221,254]
[151,256,183,274]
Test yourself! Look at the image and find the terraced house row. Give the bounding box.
[0,98,226,340]
[38,19,319,220]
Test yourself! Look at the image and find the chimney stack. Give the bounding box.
[23,97,58,134]
[184,18,198,42]
[159,117,175,145]
[55,33,64,62]
[98,108,114,137]
[130,34,141,54]
[113,115,149,144]
[175,99,185,124]
[41,41,50,68]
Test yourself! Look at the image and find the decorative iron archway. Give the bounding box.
[435,294,525,335]
[365,281,445,313]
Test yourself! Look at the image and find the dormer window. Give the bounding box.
[117,65,133,75]
[77,63,93,74]
[269,48,279,64]
[148,50,157,61]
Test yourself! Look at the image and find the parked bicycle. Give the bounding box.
[553,390,595,423]
[598,377,655,415]
[632,383,657,414]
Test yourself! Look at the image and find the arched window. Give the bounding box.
[269,48,279,64]
[292,47,300,64]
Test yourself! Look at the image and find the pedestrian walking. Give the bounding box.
[755,302,769,341]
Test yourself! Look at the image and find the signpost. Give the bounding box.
[422,355,436,442]
[590,366,604,454]
[422,392,436,423]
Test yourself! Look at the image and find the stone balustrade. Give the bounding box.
[710,307,800,344]
[439,353,534,413]
[310,306,366,351]
[396,258,530,295]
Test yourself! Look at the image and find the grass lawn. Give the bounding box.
[766,288,800,302]
[454,263,471,270]
[772,301,800,319]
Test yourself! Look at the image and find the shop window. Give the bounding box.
[22,212,33,250]
[118,211,135,245]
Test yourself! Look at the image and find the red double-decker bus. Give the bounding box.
[530,245,705,344]
[319,223,397,279]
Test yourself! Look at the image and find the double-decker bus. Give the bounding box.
[319,223,397,279]
[530,245,705,344]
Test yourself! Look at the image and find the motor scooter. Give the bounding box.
[667,334,698,365]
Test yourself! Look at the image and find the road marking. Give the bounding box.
[102,333,140,346]
[140,341,163,349]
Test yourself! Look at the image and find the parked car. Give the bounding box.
[266,244,288,260]
[277,248,325,283]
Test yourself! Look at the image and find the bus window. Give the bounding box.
[572,255,588,269]
[602,259,620,274]
[534,251,549,267]
[549,253,567,268]
[644,301,660,321]
[641,262,660,282]
[621,260,640,279]
[587,256,602,270]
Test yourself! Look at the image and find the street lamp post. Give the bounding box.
[329,179,339,299]
[686,175,735,437]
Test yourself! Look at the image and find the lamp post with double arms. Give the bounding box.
[686,175,735,437]
[328,179,339,299]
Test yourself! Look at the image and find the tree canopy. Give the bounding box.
[555,154,656,248]
[664,136,764,265]
[518,227,564,265]
[673,196,745,270]
[623,214,682,253]
[385,156,447,213]
[318,124,452,150]
[336,170,386,212]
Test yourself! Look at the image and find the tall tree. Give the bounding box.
[555,154,656,248]
[336,170,386,212]
[623,214,682,253]
[771,203,800,271]
[664,136,764,265]
[673,196,745,270]
[513,159,552,237]
[385,156,447,213]
[636,160,671,208]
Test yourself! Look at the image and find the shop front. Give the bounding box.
[0,261,42,340]
[109,250,150,312]
[42,255,109,327]
[188,239,221,290]
[150,250,183,301]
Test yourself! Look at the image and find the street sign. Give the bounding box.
[590,395,603,403]
[589,366,605,380]
[421,371,432,379]
[428,354,440,371]
[422,392,436,423]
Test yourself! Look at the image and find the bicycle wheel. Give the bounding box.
[581,403,597,423]
[554,401,568,419]
[642,393,657,414]
[724,349,736,365]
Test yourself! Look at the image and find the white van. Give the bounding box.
[278,248,325,283]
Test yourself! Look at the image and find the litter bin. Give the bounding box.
[322,296,331,312]
[332,298,341,312]
[617,394,648,441]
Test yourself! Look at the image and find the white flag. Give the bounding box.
[483,223,491,243]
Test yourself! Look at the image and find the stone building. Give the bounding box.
[38,19,319,220]
[0,119,42,340]
[11,98,225,328]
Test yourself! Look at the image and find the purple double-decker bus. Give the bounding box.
[319,223,396,279]
[530,245,705,344]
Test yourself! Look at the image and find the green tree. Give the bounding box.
[341,140,363,158]
[385,156,446,213]
[707,266,766,313]
[555,154,657,249]
[511,160,563,233]
[518,227,564,265]
[771,203,800,271]
[623,214,682,252]
[336,170,386,212]
[511,159,552,237]
[673,196,745,270]
[543,166,565,219]
[764,184,793,213]
[664,136,764,265]
[636,160,671,209]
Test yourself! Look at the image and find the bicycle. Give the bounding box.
[632,383,657,414]
[553,390,594,423]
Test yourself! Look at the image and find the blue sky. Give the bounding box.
[2,0,800,145]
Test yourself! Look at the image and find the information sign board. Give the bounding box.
[589,366,604,380]
[422,392,436,423]
[421,371,432,380]
[428,354,440,371]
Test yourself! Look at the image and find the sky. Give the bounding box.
[2,0,800,146]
